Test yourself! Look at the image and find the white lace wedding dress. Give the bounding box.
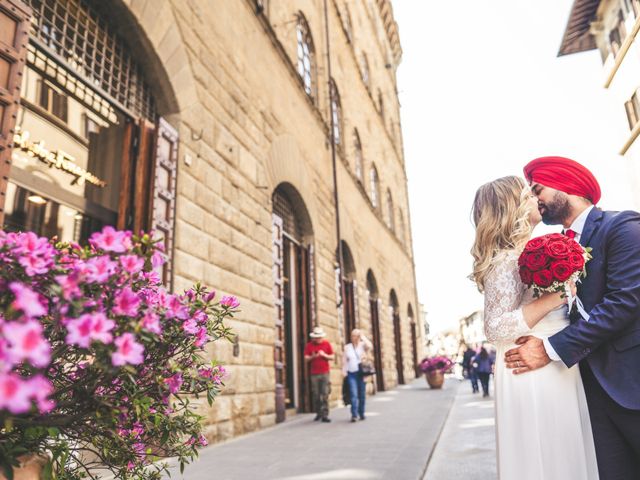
[484,250,599,480]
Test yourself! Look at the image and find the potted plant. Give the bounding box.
[419,356,454,389]
[0,227,236,479]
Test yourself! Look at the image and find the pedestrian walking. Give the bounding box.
[304,326,335,423]
[342,329,373,422]
[462,344,479,393]
[472,346,494,397]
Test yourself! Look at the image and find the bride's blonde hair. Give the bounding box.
[470,176,533,292]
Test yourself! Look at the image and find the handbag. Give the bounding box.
[354,344,375,377]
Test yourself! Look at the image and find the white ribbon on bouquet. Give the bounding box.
[565,280,590,322]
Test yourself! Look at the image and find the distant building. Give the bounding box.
[459,310,485,347]
[559,0,640,208]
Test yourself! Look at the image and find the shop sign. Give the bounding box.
[12,128,107,188]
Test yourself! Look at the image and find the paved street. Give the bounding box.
[423,382,497,480]
[166,379,460,480]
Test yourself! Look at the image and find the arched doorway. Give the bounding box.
[367,270,384,391]
[390,290,404,385]
[408,304,419,378]
[271,183,315,422]
[339,241,357,343]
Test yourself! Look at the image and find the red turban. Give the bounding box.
[523,156,601,204]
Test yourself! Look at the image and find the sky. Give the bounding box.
[394,0,637,334]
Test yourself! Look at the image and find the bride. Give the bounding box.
[470,176,598,480]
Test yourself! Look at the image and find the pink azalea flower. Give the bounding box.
[4,320,51,368]
[120,255,145,274]
[113,287,141,317]
[66,313,115,348]
[111,333,144,366]
[163,294,189,320]
[28,374,55,413]
[194,327,209,347]
[142,270,161,285]
[204,290,216,303]
[85,256,117,283]
[220,295,240,309]
[0,372,32,414]
[89,226,130,253]
[151,251,166,269]
[18,254,50,276]
[9,282,46,318]
[55,274,81,300]
[164,372,183,394]
[182,318,199,335]
[140,312,162,335]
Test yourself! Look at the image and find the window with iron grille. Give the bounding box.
[273,189,302,241]
[296,12,316,100]
[25,0,156,120]
[330,78,342,146]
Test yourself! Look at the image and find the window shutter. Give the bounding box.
[151,117,178,289]
[271,213,286,423]
[307,243,317,326]
[0,0,30,222]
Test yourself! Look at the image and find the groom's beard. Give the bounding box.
[541,192,571,225]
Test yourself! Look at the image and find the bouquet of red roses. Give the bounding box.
[518,233,591,298]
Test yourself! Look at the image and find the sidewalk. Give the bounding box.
[423,382,497,480]
[165,378,459,480]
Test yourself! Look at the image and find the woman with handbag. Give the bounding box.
[342,329,373,422]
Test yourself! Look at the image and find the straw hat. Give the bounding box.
[309,326,326,338]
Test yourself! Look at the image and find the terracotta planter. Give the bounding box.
[0,455,47,480]
[425,371,445,389]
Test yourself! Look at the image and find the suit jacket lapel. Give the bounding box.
[579,207,603,248]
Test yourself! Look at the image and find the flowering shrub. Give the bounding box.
[0,228,236,479]
[419,356,454,374]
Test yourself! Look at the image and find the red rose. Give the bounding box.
[545,238,571,259]
[519,266,533,285]
[524,251,549,271]
[524,236,548,252]
[550,261,574,282]
[569,241,585,254]
[533,269,553,288]
[568,252,585,270]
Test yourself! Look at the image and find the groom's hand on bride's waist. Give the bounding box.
[504,336,551,374]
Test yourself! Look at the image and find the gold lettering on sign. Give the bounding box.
[12,128,107,188]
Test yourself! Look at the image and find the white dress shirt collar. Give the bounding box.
[567,205,595,238]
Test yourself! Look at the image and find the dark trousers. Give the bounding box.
[347,371,365,419]
[580,362,640,480]
[469,369,479,392]
[477,372,490,396]
[310,373,330,419]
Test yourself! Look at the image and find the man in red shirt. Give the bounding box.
[304,326,334,423]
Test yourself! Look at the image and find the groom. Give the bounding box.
[505,156,640,478]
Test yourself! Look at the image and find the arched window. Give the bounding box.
[386,189,395,232]
[378,89,385,121]
[360,53,370,91]
[329,79,342,146]
[353,129,363,182]
[296,13,316,100]
[369,165,380,209]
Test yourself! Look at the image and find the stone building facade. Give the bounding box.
[560,0,640,209]
[0,0,422,442]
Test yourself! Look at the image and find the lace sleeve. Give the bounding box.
[483,251,530,345]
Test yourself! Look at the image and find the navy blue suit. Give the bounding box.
[548,207,640,478]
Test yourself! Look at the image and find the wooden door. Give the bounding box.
[370,299,384,391]
[296,244,313,413]
[0,0,30,221]
[342,279,356,340]
[411,322,419,378]
[271,214,286,423]
[393,312,405,385]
